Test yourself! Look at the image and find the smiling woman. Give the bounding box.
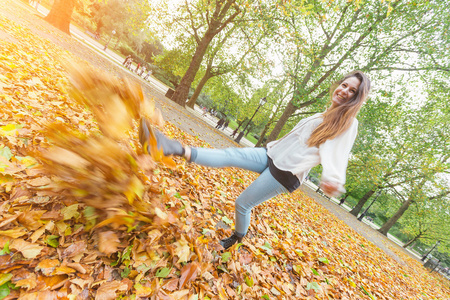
[139,70,371,249]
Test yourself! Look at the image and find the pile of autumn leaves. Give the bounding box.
[1,14,450,299]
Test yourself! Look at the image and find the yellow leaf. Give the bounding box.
[174,236,190,264]
[14,272,37,290]
[61,204,80,220]
[0,228,27,238]
[27,176,52,187]
[154,207,167,220]
[36,259,61,276]
[0,273,12,286]
[53,265,77,275]
[10,238,44,259]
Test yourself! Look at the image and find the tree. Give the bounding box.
[44,0,76,34]
[89,0,151,43]
[376,78,450,235]
[185,24,267,108]
[266,0,450,142]
[401,198,450,248]
[159,0,244,106]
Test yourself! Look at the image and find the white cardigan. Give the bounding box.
[266,113,358,194]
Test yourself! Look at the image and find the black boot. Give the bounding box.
[220,232,244,250]
[139,118,185,157]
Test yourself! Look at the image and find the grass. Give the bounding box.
[228,120,258,145]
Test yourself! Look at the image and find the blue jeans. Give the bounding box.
[191,147,288,236]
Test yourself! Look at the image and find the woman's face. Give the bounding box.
[331,76,361,107]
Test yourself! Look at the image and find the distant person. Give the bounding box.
[144,70,153,80]
[135,63,140,73]
[215,118,225,129]
[139,71,370,249]
[140,66,146,76]
[222,120,229,130]
[126,58,133,69]
[230,128,239,138]
[123,55,131,66]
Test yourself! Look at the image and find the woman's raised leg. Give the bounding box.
[190,147,268,174]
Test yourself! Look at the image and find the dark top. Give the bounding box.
[267,156,300,193]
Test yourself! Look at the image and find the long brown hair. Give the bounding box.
[307,71,371,147]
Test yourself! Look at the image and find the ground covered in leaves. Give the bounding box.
[1,14,450,300]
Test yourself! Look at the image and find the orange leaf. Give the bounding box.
[36,259,60,276]
[179,262,198,289]
[98,231,120,255]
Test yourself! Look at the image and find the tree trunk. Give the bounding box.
[244,125,253,137]
[349,189,375,216]
[170,31,215,107]
[266,100,297,143]
[403,235,421,248]
[186,70,212,108]
[255,122,271,147]
[256,110,279,147]
[378,198,414,235]
[44,0,75,34]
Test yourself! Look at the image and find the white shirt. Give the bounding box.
[266,113,358,194]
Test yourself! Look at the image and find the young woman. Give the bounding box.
[140,71,371,249]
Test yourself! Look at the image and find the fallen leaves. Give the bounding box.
[98,231,120,255]
[0,8,449,300]
[9,239,43,259]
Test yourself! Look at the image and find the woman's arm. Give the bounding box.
[318,120,359,197]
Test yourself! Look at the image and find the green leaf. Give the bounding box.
[262,294,270,300]
[306,282,320,292]
[155,267,171,278]
[122,245,132,261]
[221,216,233,225]
[0,241,10,255]
[0,274,12,287]
[360,285,375,300]
[121,267,131,278]
[0,146,12,161]
[45,235,59,248]
[221,252,231,262]
[236,284,242,295]
[136,264,151,273]
[318,257,329,264]
[0,282,10,300]
[110,260,119,267]
[244,275,254,287]
[217,265,229,273]
[262,242,272,250]
[293,265,302,274]
[311,268,320,276]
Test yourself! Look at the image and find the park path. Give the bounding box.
[2,0,416,267]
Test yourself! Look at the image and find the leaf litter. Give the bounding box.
[0,15,449,300]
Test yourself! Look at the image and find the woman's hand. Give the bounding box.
[320,181,340,197]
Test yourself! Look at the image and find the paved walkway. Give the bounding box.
[2,0,423,268]
[31,2,255,149]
